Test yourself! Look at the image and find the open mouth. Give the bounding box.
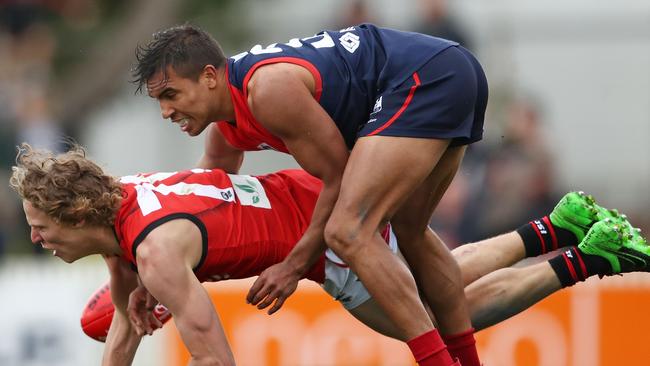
[173,117,189,131]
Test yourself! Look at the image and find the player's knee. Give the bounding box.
[324,220,364,261]
[452,242,480,260]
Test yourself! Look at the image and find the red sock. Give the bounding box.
[443,328,481,366]
[407,329,457,366]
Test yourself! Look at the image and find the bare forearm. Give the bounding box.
[173,292,235,366]
[176,317,235,366]
[284,183,339,274]
[102,315,142,366]
[196,152,243,172]
[103,257,141,365]
[198,124,244,172]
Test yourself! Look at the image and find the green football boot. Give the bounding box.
[550,191,621,243]
[578,218,650,274]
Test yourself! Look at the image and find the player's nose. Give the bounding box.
[30,228,42,244]
[160,101,174,120]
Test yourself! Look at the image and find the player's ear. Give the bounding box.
[202,65,219,88]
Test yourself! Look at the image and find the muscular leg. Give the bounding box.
[451,232,526,286]
[346,229,561,337]
[434,219,564,331]
[390,145,472,336]
[347,260,563,339]
[466,262,562,330]
[346,194,639,338]
[325,136,453,340]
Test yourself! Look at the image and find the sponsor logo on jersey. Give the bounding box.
[371,96,382,114]
[221,190,233,200]
[227,174,272,209]
[339,32,360,53]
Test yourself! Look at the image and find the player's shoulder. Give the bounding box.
[133,219,205,274]
[140,219,200,246]
[248,62,314,97]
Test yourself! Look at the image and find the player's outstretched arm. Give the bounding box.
[136,219,235,366]
[102,255,142,366]
[246,63,350,314]
[197,124,244,173]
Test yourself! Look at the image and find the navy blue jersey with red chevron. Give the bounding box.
[218,23,457,151]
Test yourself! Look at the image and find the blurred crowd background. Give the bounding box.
[0,0,648,259]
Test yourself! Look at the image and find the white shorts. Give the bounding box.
[321,226,398,310]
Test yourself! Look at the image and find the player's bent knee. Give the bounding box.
[451,242,480,259]
[324,222,365,262]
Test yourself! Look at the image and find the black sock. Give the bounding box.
[517,216,579,257]
[548,246,612,287]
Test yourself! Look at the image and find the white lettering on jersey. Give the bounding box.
[286,38,303,48]
[339,26,356,32]
[133,184,162,216]
[250,43,282,55]
[227,174,271,209]
[230,51,248,62]
[339,32,360,53]
[231,32,340,61]
[310,32,335,48]
[121,172,235,216]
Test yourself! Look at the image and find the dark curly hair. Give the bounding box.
[132,23,227,94]
[9,143,123,227]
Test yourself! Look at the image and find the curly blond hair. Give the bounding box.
[9,143,123,226]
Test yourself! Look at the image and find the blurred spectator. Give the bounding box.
[414,0,473,50]
[473,96,559,237]
[0,0,242,259]
[431,94,561,247]
[0,2,66,257]
[8,22,64,152]
[334,0,376,29]
[426,172,472,247]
